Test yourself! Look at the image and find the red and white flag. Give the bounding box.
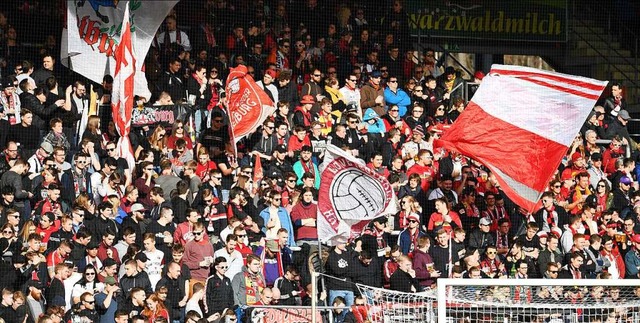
[111,4,135,169]
[317,144,397,245]
[225,65,275,156]
[62,0,177,100]
[437,64,607,213]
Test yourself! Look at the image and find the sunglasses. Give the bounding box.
[287,179,296,182]
[348,79,357,82]
[2,230,13,234]
[85,273,96,276]
[265,126,275,129]
[487,251,497,255]
[213,119,224,123]
[553,185,561,188]
[598,184,606,188]
[218,265,228,269]
[84,301,95,304]
[107,148,116,152]
[408,220,419,223]
[388,80,398,83]
[237,234,247,238]
[390,109,399,112]
[312,74,322,77]
[549,270,558,274]
[193,231,203,236]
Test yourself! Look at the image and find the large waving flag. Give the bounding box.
[110,4,135,169]
[317,144,397,245]
[62,0,177,100]
[437,64,607,213]
[225,65,276,156]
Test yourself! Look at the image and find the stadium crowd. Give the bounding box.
[0,1,639,323]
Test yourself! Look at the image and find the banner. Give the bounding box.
[406,0,568,42]
[436,64,607,213]
[254,308,322,323]
[317,144,397,245]
[225,65,276,156]
[110,3,135,169]
[62,0,178,99]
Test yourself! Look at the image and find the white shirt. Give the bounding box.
[213,248,243,280]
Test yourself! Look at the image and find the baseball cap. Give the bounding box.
[265,68,277,79]
[300,95,315,104]
[407,212,420,222]
[632,234,640,244]
[479,217,491,226]
[103,258,117,268]
[130,203,146,213]
[28,280,44,289]
[40,142,54,155]
[619,110,631,120]
[135,253,148,262]
[537,231,548,239]
[274,144,288,154]
[0,77,16,89]
[620,176,633,185]
[370,70,382,78]
[104,276,117,286]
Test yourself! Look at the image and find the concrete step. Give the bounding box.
[594,70,640,83]
[596,64,640,73]
[572,48,632,58]
[575,40,620,50]
[572,25,606,35]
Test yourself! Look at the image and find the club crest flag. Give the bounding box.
[110,3,135,169]
[317,144,397,245]
[225,65,276,155]
[436,64,607,213]
[62,0,178,100]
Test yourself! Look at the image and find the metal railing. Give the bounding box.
[571,0,640,88]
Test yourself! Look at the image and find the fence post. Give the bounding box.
[437,279,447,323]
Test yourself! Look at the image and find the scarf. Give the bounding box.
[300,159,315,179]
[324,85,344,104]
[244,270,265,305]
[544,206,558,227]
[368,80,380,91]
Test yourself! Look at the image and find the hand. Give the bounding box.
[315,94,324,101]
[178,300,187,307]
[55,99,65,107]
[431,270,441,278]
[443,92,451,100]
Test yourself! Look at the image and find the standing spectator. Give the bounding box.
[213,234,243,280]
[204,256,234,316]
[231,254,266,306]
[183,222,215,285]
[398,212,426,255]
[389,255,420,293]
[412,237,439,288]
[156,262,187,323]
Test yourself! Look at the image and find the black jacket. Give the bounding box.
[205,273,234,315]
[156,275,186,320]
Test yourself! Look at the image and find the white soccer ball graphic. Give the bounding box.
[331,169,385,220]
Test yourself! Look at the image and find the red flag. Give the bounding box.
[110,5,135,169]
[436,65,607,213]
[252,154,263,195]
[225,65,275,156]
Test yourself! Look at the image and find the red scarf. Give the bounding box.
[300,159,315,178]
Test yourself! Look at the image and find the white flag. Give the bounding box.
[61,0,177,100]
[317,144,397,246]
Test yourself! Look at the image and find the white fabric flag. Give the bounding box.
[61,0,177,100]
[317,144,397,246]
